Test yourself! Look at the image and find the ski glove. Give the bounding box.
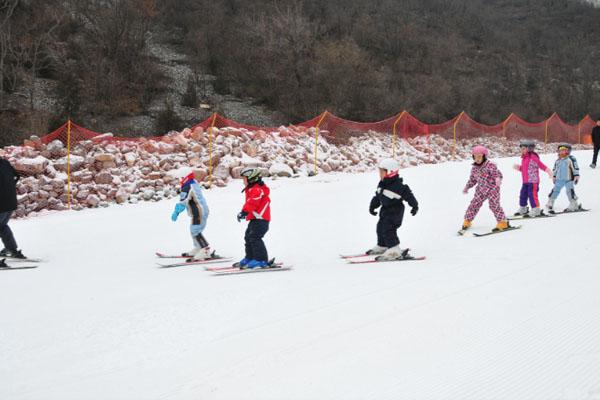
[410,206,418,216]
[369,206,378,216]
[237,210,248,222]
[171,203,186,221]
[574,176,580,185]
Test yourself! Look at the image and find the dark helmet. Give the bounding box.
[519,139,536,150]
[240,167,262,184]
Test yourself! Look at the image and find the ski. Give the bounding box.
[156,251,225,259]
[156,252,189,259]
[341,248,415,259]
[340,253,369,259]
[0,259,38,270]
[548,208,590,215]
[472,225,522,237]
[347,256,426,264]
[211,264,292,275]
[157,257,233,268]
[206,262,283,271]
[0,265,38,270]
[206,258,282,271]
[1,256,44,263]
[508,214,555,221]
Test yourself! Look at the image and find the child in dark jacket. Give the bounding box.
[368,158,418,261]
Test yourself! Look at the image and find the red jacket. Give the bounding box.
[242,182,271,221]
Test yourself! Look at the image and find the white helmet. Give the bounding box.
[378,158,399,172]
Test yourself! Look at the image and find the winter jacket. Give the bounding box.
[592,126,600,147]
[0,158,19,213]
[518,151,548,184]
[464,160,503,193]
[179,182,209,225]
[369,175,418,224]
[553,155,579,181]
[242,181,271,221]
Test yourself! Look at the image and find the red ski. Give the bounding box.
[347,256,426,264]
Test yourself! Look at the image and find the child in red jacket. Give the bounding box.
[235,167,271,269]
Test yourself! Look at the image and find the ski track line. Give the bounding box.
[152,259,480,398]
[156,260,550,399]
[374,271,600,399]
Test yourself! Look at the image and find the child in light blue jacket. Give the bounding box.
[547,143,581,213]
[171,172,213,260]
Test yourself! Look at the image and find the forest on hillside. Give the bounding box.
[1,0,600,145]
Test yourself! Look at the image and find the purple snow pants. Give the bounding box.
[519,183,540,208]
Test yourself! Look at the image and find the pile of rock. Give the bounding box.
[0,125,590,218]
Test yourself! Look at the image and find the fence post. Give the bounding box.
[452,111,464,158]
[208,112,217,186]
[502,113,513,138]
[313,111,328,176]
[392,111,405,158]
[67,119,71,210]
[544,113,554,144]
[578,116,587,145]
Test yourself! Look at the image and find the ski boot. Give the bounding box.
[181,248,199,258]
[233,258,250,268]
[375,245,401,261]
[492,220,510,232]
[546,198,556,214]
[590,163,596,169]
[514,206,529,216]
[565,199,581,212]
[458,219,471,235]
[527,207,543,218]
[4,249,25,259]
[245,259,269,269]
[191,247,213,261]
[366,245,387,255]
[375,247,412,262]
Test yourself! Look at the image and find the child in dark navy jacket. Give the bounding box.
[368,158,419,261]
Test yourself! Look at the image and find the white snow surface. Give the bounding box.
[2,151,600,400]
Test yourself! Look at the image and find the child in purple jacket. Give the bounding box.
[513,140,553,217]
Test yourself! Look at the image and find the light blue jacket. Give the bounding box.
[552,155,579,181]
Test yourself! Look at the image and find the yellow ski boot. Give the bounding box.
[492,220,509,232]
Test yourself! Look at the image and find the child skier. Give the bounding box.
[171,172,213,261]
[547,143,581,213]
[461,145,510,232]
[367,158,419,261]
[235,167,271,269]
[513,139,553,217]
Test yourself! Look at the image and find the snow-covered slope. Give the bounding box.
[2,151,599,400]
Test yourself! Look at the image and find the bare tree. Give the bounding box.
[0,0,19,109]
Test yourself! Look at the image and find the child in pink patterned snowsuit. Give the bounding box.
[462,146,508,231]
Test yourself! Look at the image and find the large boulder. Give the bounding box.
[94,153,115,163]
[269,162,293,177]
[53,155,85,172]
[14,156,49,175]
[47,140,65,158]
[95,171,114,185]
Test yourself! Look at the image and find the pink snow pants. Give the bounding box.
[464,188,506,222]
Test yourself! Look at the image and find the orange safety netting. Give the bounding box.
[38,112,595,146]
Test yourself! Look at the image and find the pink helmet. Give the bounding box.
[471,145,489,157]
